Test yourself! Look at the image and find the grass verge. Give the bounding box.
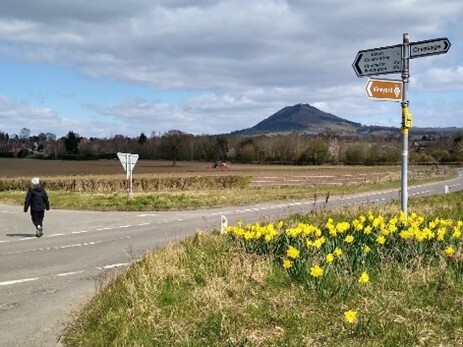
[64,191,463,346]
[0,172,456,211]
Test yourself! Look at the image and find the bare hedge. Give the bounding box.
[0,175,251,192]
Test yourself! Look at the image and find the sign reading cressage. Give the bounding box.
[410,37,451,59]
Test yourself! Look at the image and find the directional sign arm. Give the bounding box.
[409,37,451,58]
[352,44,402,77]
[365,78,403,101]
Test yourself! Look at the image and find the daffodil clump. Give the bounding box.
[225,211,463,295]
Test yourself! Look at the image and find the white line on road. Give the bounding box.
[97,263,129,270]
[56,270,86,277]
[72,230,89,234]
[0,263,130,287]
[0,277,39,286]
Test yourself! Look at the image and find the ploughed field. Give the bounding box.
[0,158,443,188]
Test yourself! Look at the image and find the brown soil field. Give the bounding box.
[0,158,443,187]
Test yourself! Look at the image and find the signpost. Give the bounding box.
[410,37,451,59]
[365,78,403,101]
[353,34,451,220]
[352,44,402,77]
[117,152,139,200]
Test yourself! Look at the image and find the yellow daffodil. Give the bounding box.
[363,225,372,234]
[286,246,300,259]
[358,271,369,284]
[283,259,293,269]
[345,235,354,244]
[444,246,455,256]
[452,227,462,239]
[334,247,343,257]
[336,221,350,233]
[326,253,334,263]
[376,235,386,245]
[313,236,326,249]
[372,216,384,228]
[310,265,324,278]
[362,244,371,253]
[344,310,357,324]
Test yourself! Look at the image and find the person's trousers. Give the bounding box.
[31,210,45,228]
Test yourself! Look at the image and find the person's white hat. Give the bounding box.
[31,177,40,185]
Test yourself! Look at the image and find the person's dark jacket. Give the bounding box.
[24,186,50,213]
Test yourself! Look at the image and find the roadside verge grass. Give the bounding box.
[64,191,463,346]
[0,171,456,211]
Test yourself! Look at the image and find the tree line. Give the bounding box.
[1,128,463,166]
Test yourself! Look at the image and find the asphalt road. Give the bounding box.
[1,172,462,347]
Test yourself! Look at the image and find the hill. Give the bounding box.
[233,103,463,138]
[234,103,362,135]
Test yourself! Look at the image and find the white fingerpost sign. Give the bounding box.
[353,34,451,220]
[117,152,139,199]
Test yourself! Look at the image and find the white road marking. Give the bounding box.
[1,263,130,287]
[56,270,86,277]
[0,278,39,286]
[97,263,129,270]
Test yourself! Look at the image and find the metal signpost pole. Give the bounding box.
[401,33,411,221]
[128,154,133,200]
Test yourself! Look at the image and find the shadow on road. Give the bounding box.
[6,233,36,238]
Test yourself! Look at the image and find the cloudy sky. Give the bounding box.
[0,0,462,138]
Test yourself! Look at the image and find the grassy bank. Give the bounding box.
[64,191,463,346]
[0,181,427,211]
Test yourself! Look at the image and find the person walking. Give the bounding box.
[24,177,50,237]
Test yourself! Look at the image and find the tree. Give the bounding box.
[19,128,31,141]
[138,132,147,145]
[160,130,187,167]
[303,139,329,165]
[64,131,80,154]
[46,132,56,141]
[0,131,9,142]
[344,143,374,165]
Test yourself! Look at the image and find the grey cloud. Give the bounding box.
[0,0,462,136]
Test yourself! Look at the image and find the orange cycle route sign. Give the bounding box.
[365,78,403,102]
